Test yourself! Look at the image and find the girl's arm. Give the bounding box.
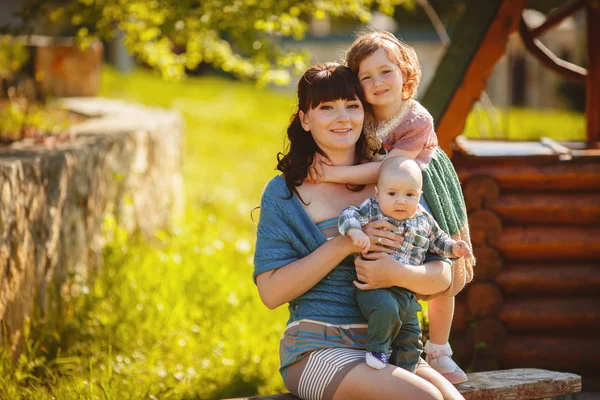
[256,235,359,309]
[316,148,421,185]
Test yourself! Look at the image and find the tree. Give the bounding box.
[5,0,415,85]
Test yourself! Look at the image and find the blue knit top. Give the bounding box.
[253,175,444,326]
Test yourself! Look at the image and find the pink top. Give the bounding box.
[381,100,437,169]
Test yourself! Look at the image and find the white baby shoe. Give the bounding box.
[424,341,468,384]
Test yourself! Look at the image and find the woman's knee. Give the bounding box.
[334,363,444,400]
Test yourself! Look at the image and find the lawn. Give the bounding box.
[0,68,586,399]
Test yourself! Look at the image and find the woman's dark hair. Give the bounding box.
[277,62,369,203]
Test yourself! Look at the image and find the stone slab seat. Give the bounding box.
[225,368,581,400]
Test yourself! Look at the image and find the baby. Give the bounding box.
[338,157,471,370]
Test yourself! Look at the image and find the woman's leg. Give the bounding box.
[333,363,443,400]
[415,359,464,400]
[426,296,467,384]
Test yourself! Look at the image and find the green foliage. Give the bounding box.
[0,101,73,143]
[11,0,413,85]
[0,35,29,79]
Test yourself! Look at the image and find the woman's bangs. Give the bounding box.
[306,69,358,110]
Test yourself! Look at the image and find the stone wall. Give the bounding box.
[0,98,183,356]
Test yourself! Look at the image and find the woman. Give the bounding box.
[254,63,464,400]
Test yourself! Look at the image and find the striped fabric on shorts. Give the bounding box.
[278,219,367,400]
[280,320,369,400]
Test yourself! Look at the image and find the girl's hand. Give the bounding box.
[362,220,403,253]
[354,252,407,290]
[306,153,332,183]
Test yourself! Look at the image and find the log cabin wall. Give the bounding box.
[449,153,600,379]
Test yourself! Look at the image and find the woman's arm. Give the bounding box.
[256,235,358,309]
[354,254,452,295]
[352,219,451,294]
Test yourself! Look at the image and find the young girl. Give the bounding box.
[308,30,475,384]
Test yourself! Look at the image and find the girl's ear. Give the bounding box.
[299,110,310,132]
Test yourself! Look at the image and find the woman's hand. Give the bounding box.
[354,252,407,290]
[362,220,403,253]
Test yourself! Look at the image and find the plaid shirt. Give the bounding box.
[338,198,457,265]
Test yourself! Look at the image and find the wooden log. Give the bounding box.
[468,210,503,246]
[455,160,600,191]
[452,299,469,331]
[500,298,600,333]
[472,246,503,281]
[501,336,599,373]
[448,335,472,366]
[498,226,600,262]
[227,369,583,400]
[586,0,600,144]
[467,317,507,356]
[496,263,600,296]
[455,369,582,400]
[491,192,600,225]
[467,282,503,318]
[470,353,501,373]
[463,175,500,211]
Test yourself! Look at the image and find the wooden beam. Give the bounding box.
[421,0,527,156]
[586,0,600,144]
[530,0,585,37]
[497,263,600,296]
[500,298,600,332]
[519,16,587,82]
[498,226,600,262]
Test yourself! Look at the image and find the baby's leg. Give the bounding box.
[426,295,467,384]
[357,289,401,369]
[389,293,423,372]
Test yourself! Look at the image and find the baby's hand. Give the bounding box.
[453,240,471,258]
[306,153,332,184]
[348,228,370,254]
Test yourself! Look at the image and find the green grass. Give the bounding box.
[462,107,585,141]
[0,69,295,399]
[0,68,586,399]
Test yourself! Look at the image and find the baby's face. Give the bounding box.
[375,173,422,221]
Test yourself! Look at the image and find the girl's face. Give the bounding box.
[299,98,364,155]
[357,47,404,110]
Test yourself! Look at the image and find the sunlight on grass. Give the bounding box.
[0,68,294,399]
[463,107,585,141]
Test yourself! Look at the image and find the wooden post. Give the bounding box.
[586,0,600,145]
[421,0,527,155]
